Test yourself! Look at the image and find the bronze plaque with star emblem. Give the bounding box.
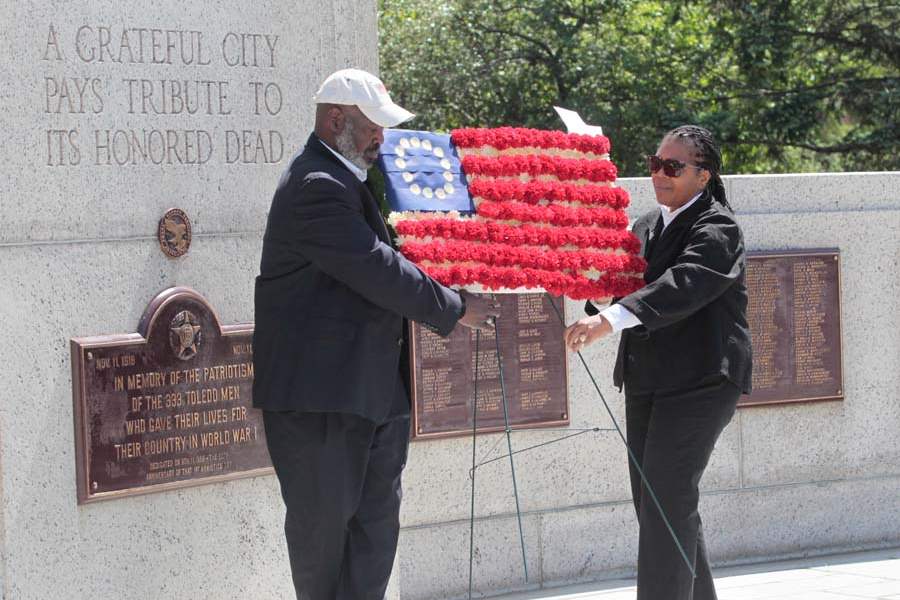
[70,287,270,504]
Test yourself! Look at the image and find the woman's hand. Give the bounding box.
[564,315,613,352]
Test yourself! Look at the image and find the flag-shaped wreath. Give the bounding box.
[378,126,646,301]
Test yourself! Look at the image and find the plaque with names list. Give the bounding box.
[742,249,844,407]
[410,293,569,439]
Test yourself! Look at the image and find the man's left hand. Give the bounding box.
[457,291,501,331]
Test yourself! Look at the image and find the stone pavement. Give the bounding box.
[494,547,900,600]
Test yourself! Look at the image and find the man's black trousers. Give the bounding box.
[263,410,410,600]
[625,376,740,600]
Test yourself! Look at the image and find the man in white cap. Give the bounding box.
[253,68,499,599]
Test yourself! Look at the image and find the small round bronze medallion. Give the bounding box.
[169,310,202,360]
[158,208,192,258]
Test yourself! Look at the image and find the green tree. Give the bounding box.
[378,0,899,175]
[702,0,899,172]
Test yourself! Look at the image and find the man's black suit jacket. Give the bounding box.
[253,134,463,420]
[590,191,752,394]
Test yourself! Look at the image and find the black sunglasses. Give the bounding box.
[646,155,704,178]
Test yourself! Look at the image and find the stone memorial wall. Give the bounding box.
[0,1,377,598]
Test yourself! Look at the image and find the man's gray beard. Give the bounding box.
[335,120,373,171]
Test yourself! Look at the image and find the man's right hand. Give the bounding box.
[456,291,501,331]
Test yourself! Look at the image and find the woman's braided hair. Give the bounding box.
[664,125,731,210]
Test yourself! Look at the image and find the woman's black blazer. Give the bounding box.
[589,191,753,394]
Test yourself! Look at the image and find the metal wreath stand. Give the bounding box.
[465,293,695,599]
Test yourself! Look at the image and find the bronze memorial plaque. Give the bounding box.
[411,293,568,439]
[70,287,270,503]
[742,249,844,407]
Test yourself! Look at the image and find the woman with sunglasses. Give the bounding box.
[564,125,752,600]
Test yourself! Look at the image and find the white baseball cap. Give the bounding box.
[313,68,414,128]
